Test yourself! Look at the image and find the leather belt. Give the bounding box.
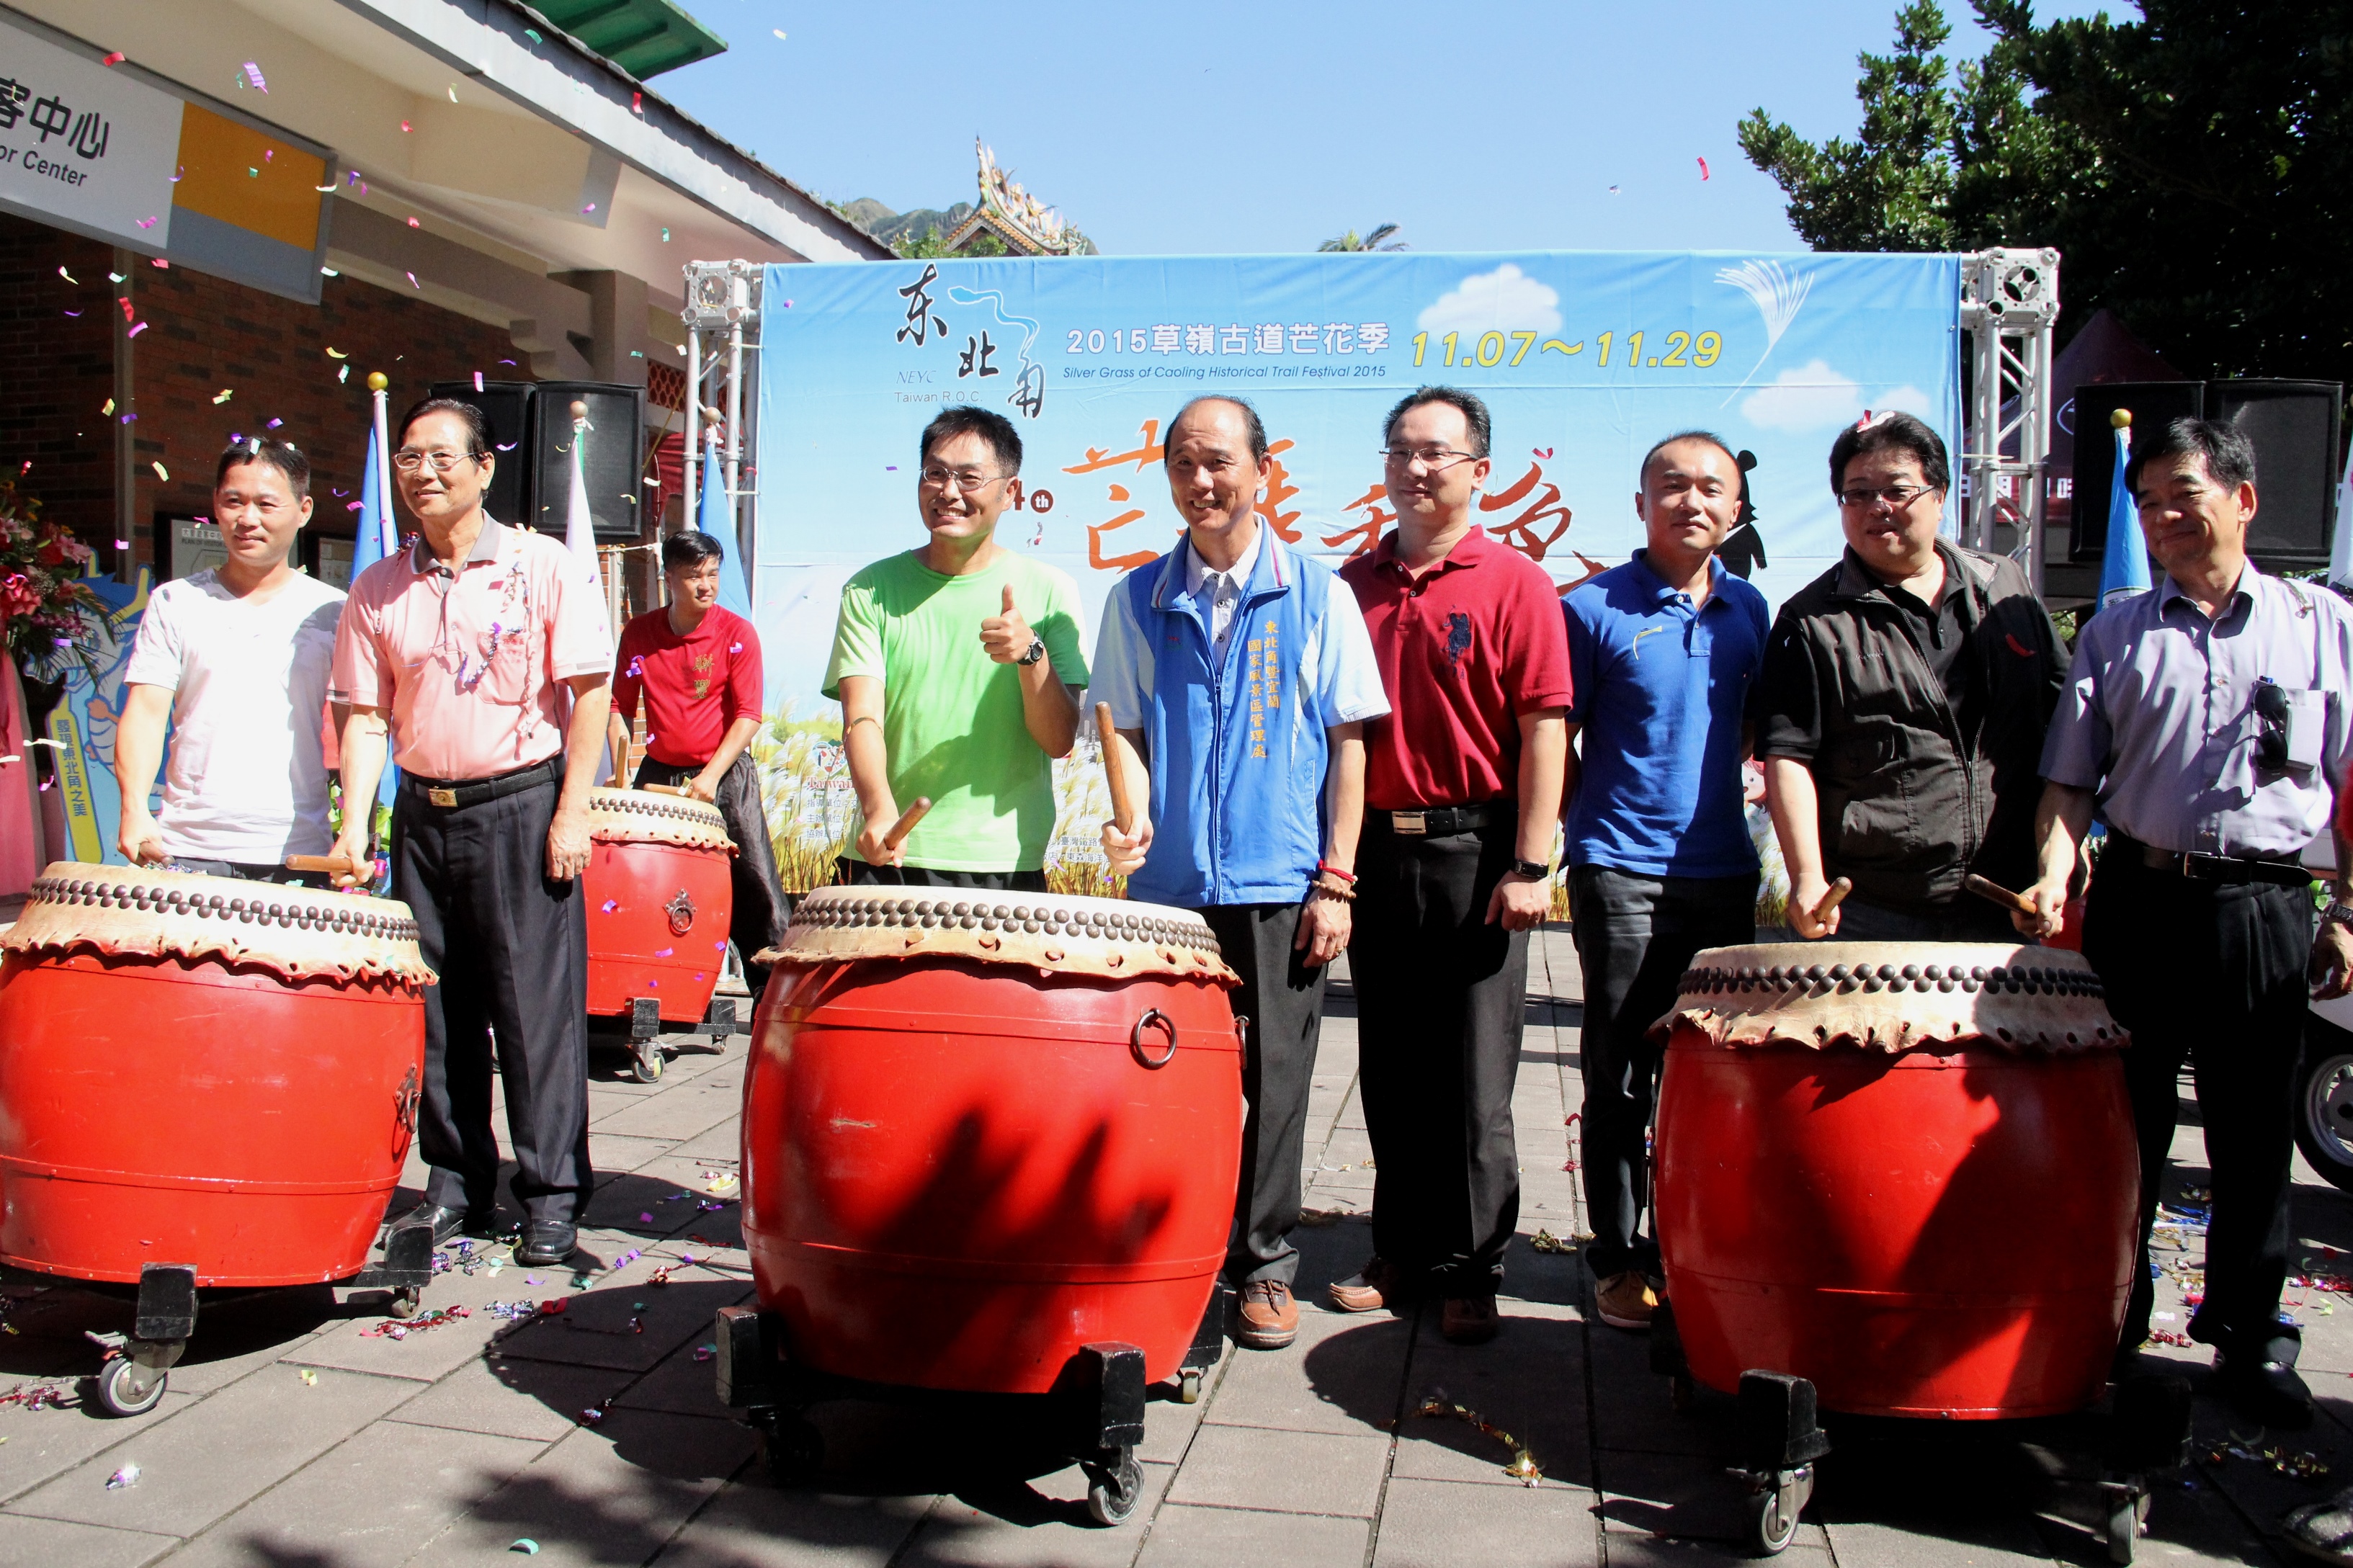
[403,758,559,810]
[1382,802,1506,837]
[2112,833,2313,888]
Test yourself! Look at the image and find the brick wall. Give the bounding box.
[0,211,525,572]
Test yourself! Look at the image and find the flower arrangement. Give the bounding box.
[0,478,104,672]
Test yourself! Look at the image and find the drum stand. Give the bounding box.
[711,1281,1233,1526]
[1648,1302,2192,1562]
[603,995,738,1084]
[0,1224,436,1417]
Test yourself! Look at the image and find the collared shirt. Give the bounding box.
[1338,527,1574,812]
[1184,525,1262,672]
[1563,550,1769,879]
[612,604,762,767]
[2041,563,2353,857]
[330,519,614,781]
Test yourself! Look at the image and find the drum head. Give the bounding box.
[767,884,1236,986]
[586,787,735,854]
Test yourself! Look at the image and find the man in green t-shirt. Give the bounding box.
[823,406,1089,888]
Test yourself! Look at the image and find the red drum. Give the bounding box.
[745,886,1243,1394]
[583,787,736,1025]
[0,863,432,1287]
[1653,942,2137,1420]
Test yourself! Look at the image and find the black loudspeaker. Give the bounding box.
[527,381,646,542]
[2068,381,2202,563]
[2208,380,2341,572]
[427,380,535,529]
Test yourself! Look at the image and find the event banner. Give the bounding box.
[749,248,1960,882]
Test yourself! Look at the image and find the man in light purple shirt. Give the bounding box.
[2024,416,2353,1431]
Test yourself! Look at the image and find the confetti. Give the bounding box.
[1419,1392,1542,1484]
[128,321,147,336]
[339,366,349,383]
[102,51,125,66]
[242,61,267,91]
[632,91,643,114]
[151,461,168,480]
[135,216,157,229]
[107,1464,141,1489]
[61,310,79,318]
[1529,1229,1578,1254]
[660,227,670,242]
[407,216,421,228]
[1697,156,1710,179]
[101,396,115,413]
[406,272,420,289]
[151,258,168,268]
[298,1368,317,1385]
[213,389,233,404]
[315,182,338,192]
[448,84,460,102]
[582,202,597,215]
[401,120,412,133]
[474,371,485,391]
[108,271,125,282]
[772,28,787,39]
[509,1541,540,1555]
[58,265,76,283]
[247,167,259,178]
[1608,184,1620,195]
[601,899,617,913]
[114,538,128,550]
[267,418,282,429]
[524,27,543,42]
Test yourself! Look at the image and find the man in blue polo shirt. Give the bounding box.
[1562,431,1770,1332]
[1094,394,1389,1352]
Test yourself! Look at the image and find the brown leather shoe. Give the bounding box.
[1236,1279,1299,1349]
[1329,1256,1403,1314]
[1594,1271,1658,1330]
[1440,1295,1500,1345]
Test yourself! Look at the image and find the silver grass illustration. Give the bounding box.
[1715,260,1813,404]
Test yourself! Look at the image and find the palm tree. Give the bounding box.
[1318,223,1406,253]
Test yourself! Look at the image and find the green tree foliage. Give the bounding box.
[1318,223,1406,253]
[1741,1,2353,386]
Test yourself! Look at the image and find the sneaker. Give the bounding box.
[2285,1485,2353,1564]
[1441,1295,1501,1345]
[1594,1271,1658,1330]
[1236,1280,1299,1350]
[1329,1257,1403,1314]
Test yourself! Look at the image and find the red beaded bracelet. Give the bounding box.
[1316,861,1357,884]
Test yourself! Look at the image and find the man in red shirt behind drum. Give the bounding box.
[607,531,787,990]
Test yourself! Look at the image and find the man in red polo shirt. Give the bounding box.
[607,531,786,987]
[1333,386,1572,1345]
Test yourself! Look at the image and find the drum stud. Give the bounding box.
[1937,977,1956,992]
[963,915,981,929]
[1053,909,1071,924]
[1828,964,1849,981]
[1861,976,1883,993]
[1901,964,1920,980]
[952,901,972,918]
[1876,964,1898,982]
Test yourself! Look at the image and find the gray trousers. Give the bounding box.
[1351,819,1531,1296]
[394,772,594,1223]
[1200,902,1326,1287]
[1568,864,1757,1280]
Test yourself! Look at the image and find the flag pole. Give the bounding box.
[369,372,396,555]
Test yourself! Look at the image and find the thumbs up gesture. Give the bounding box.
[980,581,1039,666]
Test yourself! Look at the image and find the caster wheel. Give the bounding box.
[1670,1373,1697,1412]
[387,1289,422,1320]
[1179,1368,1203,1405]
[96,1355,166,1417]
[2106,1490,2147,1564]
[1084,1450,1143,1526]
[1743,1469,1808,1556]
[631,1046,665,1084]
[760,1412,823,1487]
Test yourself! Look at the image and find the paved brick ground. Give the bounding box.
[6,926,2353,1567]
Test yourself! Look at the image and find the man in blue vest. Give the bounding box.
[1093,395,1390,1351]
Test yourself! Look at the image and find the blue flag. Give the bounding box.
[695,436,754,619]
[2098,421,2151,608]
[350,413,401,810]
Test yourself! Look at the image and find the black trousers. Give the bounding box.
[1200,902,1326,1287]
[1349,819,1533,1296]
[633,753,789,983]
[393,773,594,1223]
[1567,864,1758,1281]
[2084,851,2311,1353]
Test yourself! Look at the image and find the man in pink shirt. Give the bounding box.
[329,397,615,1266]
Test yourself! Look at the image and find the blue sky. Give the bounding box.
[656,0,2120,256]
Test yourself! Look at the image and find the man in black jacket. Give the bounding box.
[1756,412,2065,939]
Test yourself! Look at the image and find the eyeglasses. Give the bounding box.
[393,449,483,475]
[1836,484,1934,511]
[1380,446,1478,471]
[919,467,1011,493]
[2254,679,2291,771]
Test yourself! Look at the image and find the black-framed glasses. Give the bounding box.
[393,449,484,474]
[2254,679,2291,771]
[1380,445,1478,470]
[1836,484,1934,510]
[918,467,1010,493]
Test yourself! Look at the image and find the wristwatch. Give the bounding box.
[1510,859,1549,881]
[2323,900,2353,930]
[1017,635,1047,666]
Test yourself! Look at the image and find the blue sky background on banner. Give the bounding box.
[754,250,1960,713]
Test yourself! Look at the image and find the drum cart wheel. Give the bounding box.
[1724,1373,1831,1557]
[1172,1280,1231,1405]
[713,1307,1151,1523]
[2097,1373,2192,1565]
[81,1262,196,1417]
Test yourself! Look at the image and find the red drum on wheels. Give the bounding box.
[745,886,1243,1394]
[0,863,433,1287]
[583,787,736,1026]
[1653,942,2136,1420]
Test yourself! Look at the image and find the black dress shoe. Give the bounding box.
[514,1221,579,1266]
[390,1203,473,1245]
[2215,1334,2314,1430]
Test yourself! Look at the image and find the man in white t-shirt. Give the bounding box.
[117,438,347,882]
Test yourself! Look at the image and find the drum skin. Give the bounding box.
[584,837,733,1023]
[1655,1024,2138,1419]
[743,955,1243,1393]
[0,950,424,1287]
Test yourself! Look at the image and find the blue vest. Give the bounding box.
[1115,537,1351,909]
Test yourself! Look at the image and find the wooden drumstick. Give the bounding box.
[642,782,689,796]
[285,853,361,877]
[1095,702,1136,835]
[1812,876,1853,923]
[882,797,931,852]
[1963,873,2038,916]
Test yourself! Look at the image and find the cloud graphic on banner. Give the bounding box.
[1418,264,1562,337]
[1739,361,1933,433]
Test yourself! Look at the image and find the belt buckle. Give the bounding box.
[1393,811,1426,835]
[427,787,458,808]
